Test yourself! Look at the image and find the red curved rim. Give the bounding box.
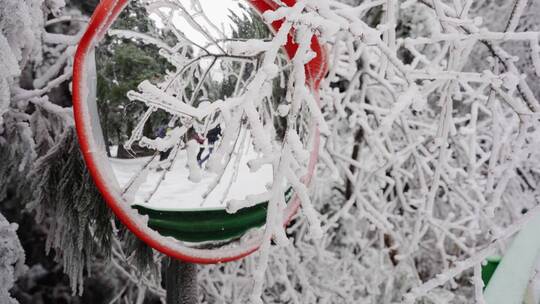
[73,0,327,264]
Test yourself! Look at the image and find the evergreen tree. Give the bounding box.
[95,1,173,157]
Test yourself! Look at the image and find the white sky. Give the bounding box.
[150,0,248,53]
[147,0,258,82]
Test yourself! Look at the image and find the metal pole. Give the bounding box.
[166,258,198,304]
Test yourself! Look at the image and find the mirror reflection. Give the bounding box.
[95,0,293,212]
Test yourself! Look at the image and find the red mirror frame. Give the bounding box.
[72,0,327,264]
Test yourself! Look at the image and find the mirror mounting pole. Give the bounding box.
[166,258,198,304]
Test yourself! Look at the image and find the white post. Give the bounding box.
[484,214,540,304]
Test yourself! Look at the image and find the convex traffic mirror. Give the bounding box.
[73,0,326,263]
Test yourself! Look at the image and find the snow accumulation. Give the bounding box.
[0,214,25,304]
[109,131,273,211]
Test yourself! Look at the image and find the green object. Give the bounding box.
[483,213,540,304]
[482,256,501,288]
[133,188,294,243]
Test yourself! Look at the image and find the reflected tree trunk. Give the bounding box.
[99,104,112,157]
